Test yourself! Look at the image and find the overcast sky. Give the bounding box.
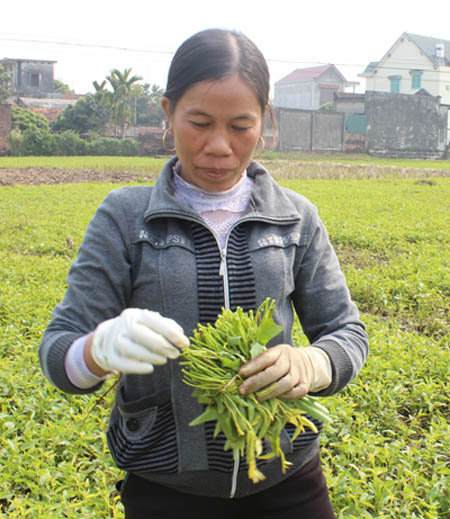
[1,0,449,96]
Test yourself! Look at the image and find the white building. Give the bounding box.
[359,33,450,104]
[274,64,358,111]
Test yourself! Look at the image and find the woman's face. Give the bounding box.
[162,74,263,192]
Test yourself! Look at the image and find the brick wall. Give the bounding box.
[0,103,11,155]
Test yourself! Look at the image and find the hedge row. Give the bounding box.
[10,128,140,157]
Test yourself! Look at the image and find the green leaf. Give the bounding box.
[250,341,266,359]
[255,319,283,346]
[221,356,241,369]
[189,406,218,426]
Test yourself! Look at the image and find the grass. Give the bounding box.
[0,161,449,518]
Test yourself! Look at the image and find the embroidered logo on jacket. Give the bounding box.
[256,232,300,248]
[138,230,185,248]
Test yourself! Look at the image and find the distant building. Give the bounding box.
[274,64,358,110]
[333,92,366,114]
[0,58,56,97]
[359,32,450,104]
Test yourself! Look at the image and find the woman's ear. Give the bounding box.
[161,97,172,123]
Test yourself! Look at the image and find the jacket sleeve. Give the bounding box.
[292,205,369,396]
[39,189,133,394]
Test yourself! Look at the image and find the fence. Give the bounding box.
[275,108,348,152]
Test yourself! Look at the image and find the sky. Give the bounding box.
[1,0,449,97]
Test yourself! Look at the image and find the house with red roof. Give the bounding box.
[274,64,358,110]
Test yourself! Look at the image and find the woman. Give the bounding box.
[39,29,368,519]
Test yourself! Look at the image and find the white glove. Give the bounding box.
[91,308,190,374]
[298,346,332,393]
[239,345,332,400]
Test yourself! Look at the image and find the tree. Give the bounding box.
[52,68,163,136]
[51,94,111,134]
[54,79,75,95]
[0,65,11,103]
[106,68,143,137]
[135,83,166,127]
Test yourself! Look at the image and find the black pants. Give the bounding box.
[120,453,335,519]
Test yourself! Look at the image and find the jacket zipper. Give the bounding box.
[218,238,240,499]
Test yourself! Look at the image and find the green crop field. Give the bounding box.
[0,159,449,518]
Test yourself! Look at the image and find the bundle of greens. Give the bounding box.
[180,298,331,483]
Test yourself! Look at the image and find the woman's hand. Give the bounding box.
[238,345,332,401]
[87,308,190,375]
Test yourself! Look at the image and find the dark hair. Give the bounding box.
[164,29,270,114]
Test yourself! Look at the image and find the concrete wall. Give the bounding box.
[0,103,11,155]
[335,95,365,114]
[313,111,343,150]
[365,91,448,158]
[276,108,345,151]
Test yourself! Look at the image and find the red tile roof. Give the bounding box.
[276,64,333,84]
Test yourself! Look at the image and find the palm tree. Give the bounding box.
[106,68,142,137]
[92,80,107,92]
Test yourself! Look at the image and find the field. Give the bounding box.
[0,155,449,518]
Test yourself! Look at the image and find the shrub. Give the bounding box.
[8,128,139,157]
[120,138,139,156]
[52,131,87,156]
[21,128,55,156]
[87,137,139,156]
[86,137,122,156]
[9,129,24,156]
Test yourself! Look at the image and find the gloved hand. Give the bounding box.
[90,308,190,375]
[238,345,332,400]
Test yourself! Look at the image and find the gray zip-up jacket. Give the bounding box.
[39,157,368,499]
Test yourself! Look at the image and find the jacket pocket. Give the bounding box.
[107,388,178,474]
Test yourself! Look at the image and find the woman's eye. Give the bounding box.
[190,121,209,128]
[232,126,250,132]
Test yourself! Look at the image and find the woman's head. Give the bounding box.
[164,29,270,115]
[162,29,270,192]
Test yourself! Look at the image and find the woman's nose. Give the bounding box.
[204,128,232,155]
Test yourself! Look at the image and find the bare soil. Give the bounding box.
[0,167,154,186]
[1,162,449,186]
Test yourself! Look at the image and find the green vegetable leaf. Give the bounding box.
[250,341,266,359]
[221,356,241,369]
[255,319,283,346]
[189,406,218,426]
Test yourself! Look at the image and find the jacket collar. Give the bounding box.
[144,156,301,223]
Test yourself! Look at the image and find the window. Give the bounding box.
[411,72,422,90]
[389,77,401,94]
[30,73,40,87]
